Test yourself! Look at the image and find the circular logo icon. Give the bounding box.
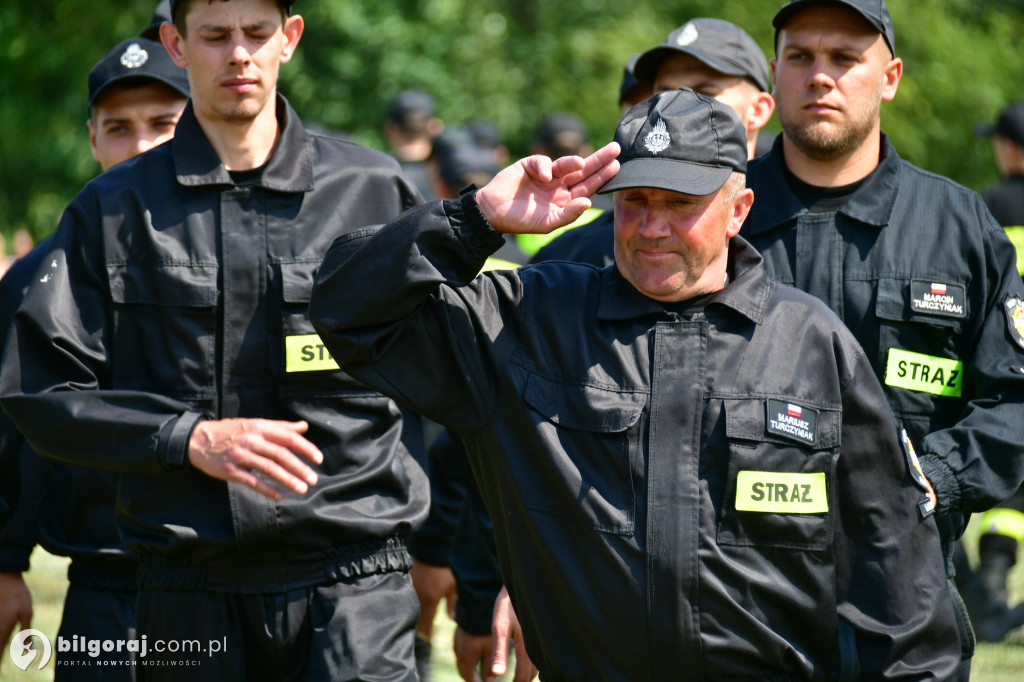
[9,629,52,671]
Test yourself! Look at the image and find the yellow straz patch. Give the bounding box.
[884,349,963,397]
[735,471,828,514]
[285,334,339,372]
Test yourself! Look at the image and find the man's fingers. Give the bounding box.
[549,154,586,180]
[564,142,621,195]
[257,420,324,466]
[522,154,555,184]
[230,443,318,496]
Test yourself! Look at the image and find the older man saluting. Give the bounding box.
[310,88,960,680]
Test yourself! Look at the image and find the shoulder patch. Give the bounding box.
[900,426,935,519]
[1005,295,1024,351]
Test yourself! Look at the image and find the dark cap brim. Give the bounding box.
[598,158,735,196]
[89,73,190,108]
[633,46,769,93]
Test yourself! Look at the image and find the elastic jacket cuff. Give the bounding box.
[159,411,205,470]
[450,186,507,260]
[0,546,32,573]
[919,452,961,516]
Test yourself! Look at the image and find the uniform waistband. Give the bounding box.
[68,553,140,591]
[137,535,411,593]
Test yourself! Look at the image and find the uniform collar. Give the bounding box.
[597,235,769,325]
[744,133,901,236]
[172,94,315,192]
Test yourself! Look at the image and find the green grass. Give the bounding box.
[5,528,1024,682]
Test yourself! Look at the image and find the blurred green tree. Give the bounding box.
[0,1,1021,247]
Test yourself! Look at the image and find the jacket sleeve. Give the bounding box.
[834,342,961,679]
[0,437,54,573]
[309,192,520,432]
[917,205,1024,521]
[0,195,204,474]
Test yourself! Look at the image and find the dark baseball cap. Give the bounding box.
[140,1,172,41]
[535,113,590,158]
[976,101,1024,147]
[389,89,436,124]
[773,0,895,57]
[633,18,771,94]
[88,37,190,108]
[437,143,500,190]
[599,88,747,196]
[168,0,295,21]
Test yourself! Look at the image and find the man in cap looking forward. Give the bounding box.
[309,88,960,679]
[1,0,428,679]
[633,17,775,160]
[743,1,1024,674]
[0,30,189,679]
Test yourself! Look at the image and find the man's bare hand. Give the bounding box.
[0,572,33,663]
[454,627,497,682]
[188,418,323,501]
[476,142,620,235]
[490,585,537,682]
[410,558,457,639]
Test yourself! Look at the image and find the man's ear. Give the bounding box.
[160,21,188,68]
[87,119,100,164]
[881,57,902,102]
[746,92,776,135]
[726,188,754,238]
[279,14,304,63]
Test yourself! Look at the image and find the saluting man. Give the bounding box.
[309,87,961,680]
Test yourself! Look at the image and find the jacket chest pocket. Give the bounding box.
[717,398,840,551]
[520,372,645,534]
[107,263,218,398]
[875,277,966,420]
[278,261,372,396]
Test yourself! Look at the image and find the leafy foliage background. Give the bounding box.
[1,0,1022,244]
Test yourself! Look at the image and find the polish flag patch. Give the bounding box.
[931,283,947,296]
[787,404,802,418]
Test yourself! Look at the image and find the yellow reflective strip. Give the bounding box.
[1003,226,1024,276]
[735,471,828,513]
[285,334,339,372]
[978,507,1024,543]
[514,208,605,255]
[884,349,963,397]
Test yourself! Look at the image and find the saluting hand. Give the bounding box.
[188,418,323,501]
[475,142,620,236]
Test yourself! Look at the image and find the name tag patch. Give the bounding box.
[285,334,339,372]
[735,471,828,514]
[766,399,818,446]
[910,280,966,319]
[884,349,963,397]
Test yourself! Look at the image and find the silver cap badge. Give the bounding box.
[120,43,149,69]
[644,118,671,154]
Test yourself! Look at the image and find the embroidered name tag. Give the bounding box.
[766,399,818,446]
[735,471,828,514]
[285,334,339,372]
[909,280,966,319]
[884,349,963,397]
